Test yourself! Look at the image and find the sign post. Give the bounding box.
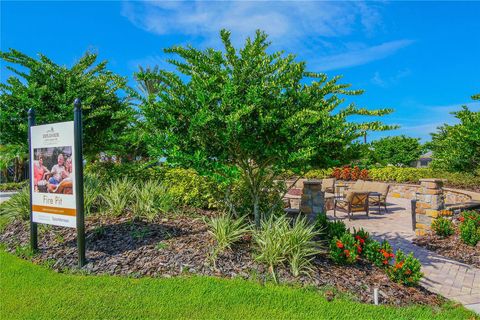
[74,98,86,267]
[28,108,38,252]
[29,99,86,266]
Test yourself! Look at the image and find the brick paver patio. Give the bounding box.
[327,197,480,314]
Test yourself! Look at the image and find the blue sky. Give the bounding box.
[2,1,479,142]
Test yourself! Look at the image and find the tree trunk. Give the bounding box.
[14,158,19,182]
[253,192,260,229]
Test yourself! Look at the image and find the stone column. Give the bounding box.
[415,178,445,236]
[301,180,325,222]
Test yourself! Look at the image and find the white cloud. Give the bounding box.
[122,1,413,71]
[311,40,414,71]
[387,100,480,141]
[371,68,412,87]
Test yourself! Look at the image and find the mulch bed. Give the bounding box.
[414,228,480,268]
[0,215,443,307]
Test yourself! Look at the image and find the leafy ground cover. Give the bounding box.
[0,215,448,306]
[1,250,477,320]
[414,212,480,268]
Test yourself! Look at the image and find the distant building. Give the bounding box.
[412,151,433,168]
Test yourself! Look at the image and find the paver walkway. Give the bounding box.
[327,197,480,314]
[0,191,16,204]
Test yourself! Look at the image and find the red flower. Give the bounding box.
[389,253,395,258]
[395,261,404,270]
[382,260,388,265]
[355,244,362,254]
[381,250,390,259]
[459,217,465,222]
[344,249,350,257]
[336,241,344,249]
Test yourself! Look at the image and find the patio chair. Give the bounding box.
[334,190,370,220]
[351,180,390,213]
[321,178,335,194]
[368,182,390,213]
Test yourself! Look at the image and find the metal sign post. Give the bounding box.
[28,108,38,252]
[74,98,86,267]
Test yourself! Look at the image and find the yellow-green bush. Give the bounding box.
[163,168,219,209]
[304,169,332,179]
[303,166,479,190]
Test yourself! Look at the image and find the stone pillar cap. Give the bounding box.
[419,178,446,183]
[303,180,322,185]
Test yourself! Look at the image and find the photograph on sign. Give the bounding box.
[30,121,77,228]
[33,146,74,194]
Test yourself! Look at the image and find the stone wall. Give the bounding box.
[283,179,479,214]
[414,179,451,236]
[388,184,422,200]
[300,180,324,222]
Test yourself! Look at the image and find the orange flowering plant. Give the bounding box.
[387,249,423,286]
[330,233,359,264]
[364,240,394,268]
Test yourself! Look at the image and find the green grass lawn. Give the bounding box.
[0,251,477,320]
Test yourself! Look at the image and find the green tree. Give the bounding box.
[0,49,135,163]
[141,30,395,227]
[367,135,424,166]
[428,94,480,173]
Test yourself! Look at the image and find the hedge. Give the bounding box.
[0,181,28,192]
[304,167,480,191]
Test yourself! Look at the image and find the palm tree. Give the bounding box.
[134,66,163,99]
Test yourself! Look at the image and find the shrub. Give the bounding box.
[0,181,28,191]
[327,166,369,181]
[359,169,369,180]
[100,177,133,216]
[206,214,249,262]
[254,216,320,281]
[350,166,361,181]
[459,210,480,227]
[387,249,423,286]
[364,240,394,268]
[431,217,454,238]
[163,168,218,209]
[304,169,332,179]
[84,173,102,216]
[367,166,480,190]
[85,162,166,182]
[0,187,30,220]
[459,219,480,246]
[224,174,285,222]
[352,228,370,245]
[314,214,330,239]
[254,216,290,282]
[328,220,348,240]
[285,217,320,277]
[330,233,359,264]
[131,181,162,221]
[332,167,341,180]
[340,166,351,180]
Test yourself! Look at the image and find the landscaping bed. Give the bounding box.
[414,229,480,268]
[0,215,442,307]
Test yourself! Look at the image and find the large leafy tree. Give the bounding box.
[0,49,135,162]
[141,30,395,226]
[366,135,424,166]
[429,94,480,173]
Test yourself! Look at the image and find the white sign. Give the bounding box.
[30,121,76,228]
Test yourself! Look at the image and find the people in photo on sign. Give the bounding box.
[47,153,68,192]
[33,153,50,192]
[64,157,73,180]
